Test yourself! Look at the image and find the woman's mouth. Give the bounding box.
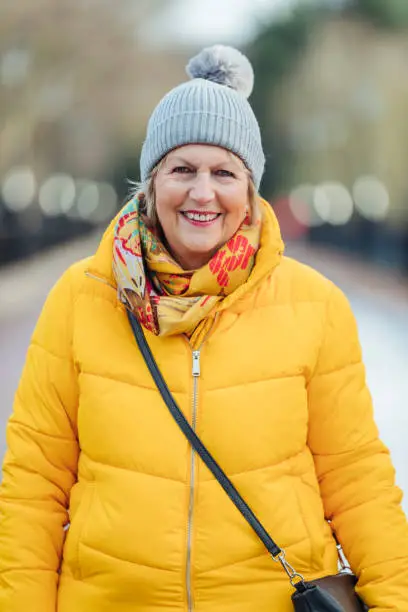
[180,211,221,227]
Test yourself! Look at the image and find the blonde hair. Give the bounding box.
[129,152,261,227]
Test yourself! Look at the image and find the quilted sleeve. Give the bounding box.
[0,266,79,612]
[307,283,408,611]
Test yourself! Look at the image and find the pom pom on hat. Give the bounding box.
[186,45,254,99]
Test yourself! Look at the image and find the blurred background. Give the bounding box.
[0,0,407,510]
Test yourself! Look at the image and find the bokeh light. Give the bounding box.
[314,182,354,226]
[2,167,36,213]
[76,181,100,221]
[90,183,118,224]
[39,174,76,217]
[289,184,324,227]
[352,176,390,222]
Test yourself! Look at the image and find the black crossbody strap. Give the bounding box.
[128,312,282,559]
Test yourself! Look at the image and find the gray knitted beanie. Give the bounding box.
[139,45,265,189]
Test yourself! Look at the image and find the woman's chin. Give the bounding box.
[182,239,221,258]
[174,242,220,270]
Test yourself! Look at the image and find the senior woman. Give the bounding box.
[0,46,407,612]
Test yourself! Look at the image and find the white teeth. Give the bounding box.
[184,212,218,222]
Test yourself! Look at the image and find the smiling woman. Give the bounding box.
[137,147,259,234]
[1,44,408,612]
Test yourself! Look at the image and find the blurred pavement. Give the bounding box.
[0,236,407,514]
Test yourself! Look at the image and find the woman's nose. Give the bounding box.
[189,172,215,203]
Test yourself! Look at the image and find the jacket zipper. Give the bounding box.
[186,349,201,612]
[87,266,210,610]
[185,315,218,612]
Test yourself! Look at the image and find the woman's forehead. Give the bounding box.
[166,144,244,168]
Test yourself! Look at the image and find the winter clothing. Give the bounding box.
[0,200,407,612]
[139,45,265,188]
[113,195,261,344]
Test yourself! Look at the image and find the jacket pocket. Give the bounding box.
[63,480,96,580]
[293,478,326,572]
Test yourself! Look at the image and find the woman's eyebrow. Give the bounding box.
[166,156,194,166]
[213,160,241,170]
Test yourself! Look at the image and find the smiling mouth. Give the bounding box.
[180,211,221,223]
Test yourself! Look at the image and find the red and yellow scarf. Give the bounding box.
[112,196,261,347]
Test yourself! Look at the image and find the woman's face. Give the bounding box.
[154,144,250,270]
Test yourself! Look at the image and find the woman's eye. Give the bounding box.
[172,166,192,174]
[216,169,235,178]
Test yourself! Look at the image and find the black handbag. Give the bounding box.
[128,312,368,612]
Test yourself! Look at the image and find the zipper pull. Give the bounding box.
[192,350,201,377]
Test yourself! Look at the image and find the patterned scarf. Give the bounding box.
[112,196,261,348]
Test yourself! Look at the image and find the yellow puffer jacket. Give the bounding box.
[0,202,407,612]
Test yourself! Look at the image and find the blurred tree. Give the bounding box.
[0,0,189,263]
[247,7,320,197]
[247,3,408,272]
[0,0,172,180]
[349,0,408,28]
